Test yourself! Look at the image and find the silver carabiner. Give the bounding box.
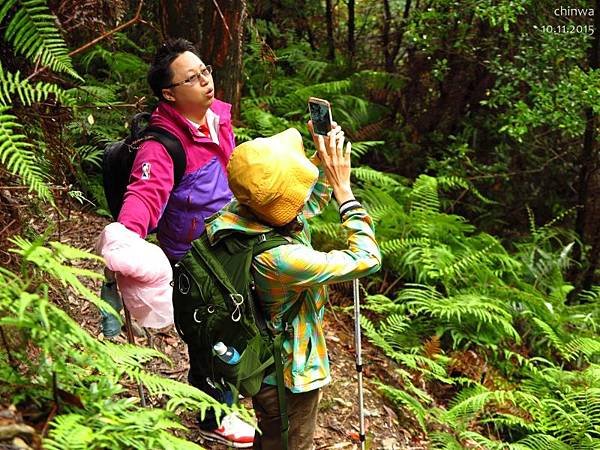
[230,293,244,322]
[178,273,190,294]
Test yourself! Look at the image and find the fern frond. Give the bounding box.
[578,286,600,304]
[350,140,385,158]
[0,0,17,23]
[9,236,104,306]
[352,70,406,92]
[363,293,405,315]
[481,412,542,434]
[357,187,406,223]
[532,205,580,241]
[376,382,430,431]
[71,144,103,168]
[437,175,496,205]
[79,46,147,79]
[459,430,522,449]
[514,433,572,450]
[294,79,352,98]
[45,399,205,450]
[563,337,600,361]
[299,59,329,81]
[44,414,94,450]
[400,285,520,344]
[429,431,466,449]
[352,166,406,188]
[531,317,567,354]
[104,341,169,368]
[5,0,80,79]
[0,62,74,106]
[410,174,440,214]
[439,242,498,279]
[0,107,52,201]
[379,238,431,257]
[67,84,121,105]
[332,94,386,131]
[360,315,396,355]
[240,104,292,136]
[443,386,542,424]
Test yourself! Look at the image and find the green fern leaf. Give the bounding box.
[5,0,80,79]
[44,414,94,450]
[350,140,385,158]
[352,166,406,188]
[0,107,52,200]
[410,174,441,214]
[429,431,466,449]
[0,63,74,106]
[376,382,429,431]
[0,0,16,24]
[515,433,572,450]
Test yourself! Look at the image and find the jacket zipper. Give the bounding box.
[187,217,197,241]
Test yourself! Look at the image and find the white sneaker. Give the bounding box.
[198,413,255,448]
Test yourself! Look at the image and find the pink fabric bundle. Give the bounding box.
[96,222,173,328]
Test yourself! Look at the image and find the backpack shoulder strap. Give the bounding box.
[252,232,290,257]
[144,126,187,187]
[190,234,239,296]
[250,232,302,326]
[248,231,293,450]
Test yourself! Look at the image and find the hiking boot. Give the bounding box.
[198,413,255,448]
[100,281,123,338]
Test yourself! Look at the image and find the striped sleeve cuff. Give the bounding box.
[339,199,362,218]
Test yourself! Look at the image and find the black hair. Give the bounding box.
[274,216,305,236]
[147,38,201,101]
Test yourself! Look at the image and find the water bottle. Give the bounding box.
[213,342,240,365]
[100,281,123,338]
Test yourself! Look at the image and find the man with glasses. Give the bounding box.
[99,38,254,446]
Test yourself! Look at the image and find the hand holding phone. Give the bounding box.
[308,97,332,136]
[315,125,354,205]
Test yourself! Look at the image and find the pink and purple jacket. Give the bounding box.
[118,100,235,261]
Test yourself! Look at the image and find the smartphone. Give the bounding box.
[308,97,332,136]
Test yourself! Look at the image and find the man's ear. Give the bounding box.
[162,88,175,102]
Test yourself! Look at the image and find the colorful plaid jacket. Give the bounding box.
[205,155,382,393]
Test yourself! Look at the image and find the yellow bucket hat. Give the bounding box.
[227,128,319,226]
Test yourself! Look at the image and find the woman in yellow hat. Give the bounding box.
[204,122,382,449]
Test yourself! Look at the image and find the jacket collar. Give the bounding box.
[150,100,231,143]
[205,200,273,246]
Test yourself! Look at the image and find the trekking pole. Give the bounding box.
[352,278,366,449]
[124,304,147,407]
[103,269,148,406]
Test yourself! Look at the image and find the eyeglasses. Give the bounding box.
[167,65,213,88]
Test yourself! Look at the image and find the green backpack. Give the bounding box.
[172,231,301,446]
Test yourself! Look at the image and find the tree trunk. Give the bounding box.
[568,0,600,300]
[347,0,355,68]
[292,0,317,51]
[158,0,201,43]
[390,0,411,64]
[326,0,335,61]
[197,0,248,121]
[382,0,393,72]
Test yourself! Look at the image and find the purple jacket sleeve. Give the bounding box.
[117,140,174,238]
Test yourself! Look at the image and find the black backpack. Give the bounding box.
[102,112,187,220]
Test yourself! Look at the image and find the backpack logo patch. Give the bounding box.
[141,162,151,180]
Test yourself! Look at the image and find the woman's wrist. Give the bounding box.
[333,187,354,205]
